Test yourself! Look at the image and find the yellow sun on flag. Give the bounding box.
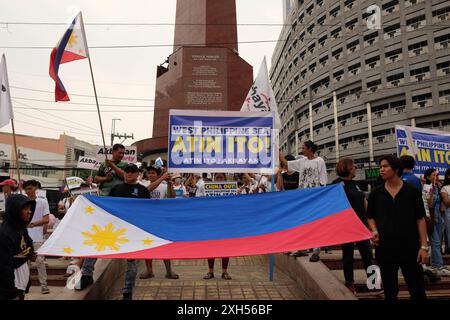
[142,239,153,246]
[68,32,78,48]
[84,206,95,215]
[63,247,73,254]
[82,223,129,252]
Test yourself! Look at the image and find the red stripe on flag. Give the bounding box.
[87,208,371,260]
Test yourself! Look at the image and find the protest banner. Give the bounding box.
[168,110,275,174]
[95,146,137,163]
[66,176,85,190]
[396,125,450,176]
[77,156,100,170]
[204,181,238,197]
[71,187,98,196]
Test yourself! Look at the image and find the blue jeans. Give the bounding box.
[122,260,137,294]
[430,209,445,268]
[81,258,97,277]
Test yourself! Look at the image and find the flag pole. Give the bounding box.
[79,12,108,160]
[10,119,21,186]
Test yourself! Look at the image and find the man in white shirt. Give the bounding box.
[280,141,328,262]
[195,173,207,197]
[23,180,50,294]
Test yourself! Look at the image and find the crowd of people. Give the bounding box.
[1,141,449,301]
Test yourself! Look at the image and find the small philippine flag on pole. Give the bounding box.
[49,12,89,102]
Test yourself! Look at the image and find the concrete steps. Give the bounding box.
[29,257,71,287]
[323,250,450,300]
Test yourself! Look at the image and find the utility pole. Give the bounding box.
[111,118,134,146]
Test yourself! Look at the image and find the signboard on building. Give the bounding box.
[168,110,275,174]
[204,181,238,197]
[396,125,450,176]
[365,168,380,180]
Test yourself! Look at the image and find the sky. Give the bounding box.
[0,0,283,146]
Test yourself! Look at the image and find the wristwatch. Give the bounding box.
[420,245,430,252]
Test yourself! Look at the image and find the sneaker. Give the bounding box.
[41,286,50,294]
[123,292,132,300]
[309,253,320,262]
[221,272,232,280]
[76,275,94,290]
[291,250,309,257]
[423,267,441,283]
[203,272,214,280]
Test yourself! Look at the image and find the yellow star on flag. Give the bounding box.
[142,239,153,246]
[82,223,129,252]
[84,206,95,215]
[63,247,73,254]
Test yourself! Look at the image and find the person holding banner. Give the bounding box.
[203,172,232,281]
[140,166,179,280]
[367,155,428,300]
[441,169,450,255]
[94,144,127,196]
[424,168,450,277]
[279,141,328,262]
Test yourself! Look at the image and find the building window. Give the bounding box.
[332,47,343,61]
[331,27,342,39]
[333,69,344,83]
[439,89,450,105]
[309,62,317,74]
[433,5,450,23]
[410,66,431,82]
[299,50,306,61]
[406,14,426,32]
[367,79,382,93]
[298,12,305,24]
[384,23,401,40]
[385,48,402,64]
[365,55,380,70]
[364,31,379,47]
[330,5,341,18]
[317,14,326,26]
[437,61,450,77]
[387,72,405,87]
[348,62,361,76]
[405,0,424,8]
[408,40,428,57]
[307,24,315,35]
[435,33,450,50]
[344,0,356,11]
[319,55,329,67]
[307,3,314,15]
[382,0,399,15]
[308,42,316,55]
[318,34,328,47]
[346,18,358,31]
[412,93,432,109]
[316,0,324,8]
[347,39,360,54]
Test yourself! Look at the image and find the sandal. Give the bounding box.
[221,272,232,280]
[139,271,155,279]
[203,272,214,279]
[165,272,179,279]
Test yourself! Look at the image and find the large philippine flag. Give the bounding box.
[38,184,371,259]
[49,12,89,102]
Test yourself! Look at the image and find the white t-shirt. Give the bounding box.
[138,179,151,188]
[173,184,188,198]
[28,198,50,243]
[441,185,450,211]
[150,182,168,199]
[195,179,206,197]
[288,157,327,189]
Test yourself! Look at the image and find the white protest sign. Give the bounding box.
[205,182,238,197]
[77,157,100,170]
[95,146,137,163]
[66,177,85,190]
[70,188,98,196]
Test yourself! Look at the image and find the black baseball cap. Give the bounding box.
[124,163,139,173]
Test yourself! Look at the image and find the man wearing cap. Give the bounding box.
[0,179,18,202]
[108,163,151,300]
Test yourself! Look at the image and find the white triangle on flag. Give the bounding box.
[0,54,13,129]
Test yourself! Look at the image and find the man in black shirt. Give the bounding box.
[367,155,428,300]
[109,163,150,300]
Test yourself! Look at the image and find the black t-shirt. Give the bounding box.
[367,182,426,261]
[332,178,367,226]
[109,183,150,199]
[282,172,299,190]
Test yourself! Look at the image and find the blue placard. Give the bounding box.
[168,110,275,174]
[396,125,450,176]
